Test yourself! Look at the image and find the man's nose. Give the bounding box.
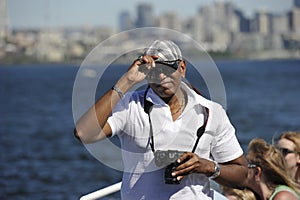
[158,72,167,80]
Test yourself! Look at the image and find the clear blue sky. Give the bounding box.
[6,0,293,29]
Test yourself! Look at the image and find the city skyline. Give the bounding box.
[6,0,294,29]
[1,0,299,64]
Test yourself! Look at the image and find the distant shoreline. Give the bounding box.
[1,49,299,66]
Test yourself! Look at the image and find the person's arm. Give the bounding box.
[74,55,156,143]
[173,103,248,187]
[173,153,248,188]
[210,155,248,187]
[73,80,130,143]
[273,191,299,200]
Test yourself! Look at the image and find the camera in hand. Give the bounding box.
[154,150,185,184]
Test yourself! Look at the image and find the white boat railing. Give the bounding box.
[80,182,121,200]
[79,181,228,200]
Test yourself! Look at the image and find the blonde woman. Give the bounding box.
[244,138,299,200]
[221,186,256,200]
[277,131,300,186]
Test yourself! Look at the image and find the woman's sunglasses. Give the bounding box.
[278,147,298,156]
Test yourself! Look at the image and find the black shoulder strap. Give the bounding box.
[143,86,155,152]
[192,106,209,153]
[189,83,209,153]
[143,85,153,114]
[143,84,209,153]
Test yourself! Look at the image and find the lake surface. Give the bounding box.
[0,59,299,199]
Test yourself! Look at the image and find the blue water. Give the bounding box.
[0,59,299,199]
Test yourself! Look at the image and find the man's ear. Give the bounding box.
[254,166,262,182]
[179,60,186,78]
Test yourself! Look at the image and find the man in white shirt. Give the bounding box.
[75,40,248,199]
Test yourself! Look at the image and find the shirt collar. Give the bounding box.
[181,82,212,109]
[145,87,167,106]
[144,81,208,109]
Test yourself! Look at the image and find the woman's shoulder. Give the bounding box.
[273,190,299,200]
[271,185,299,200]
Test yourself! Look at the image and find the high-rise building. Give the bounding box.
[198,1,238,46]
[254,11,270,35]
[234,9,250,32]
[271,14,289,35]
[119,11,134,31]
[157,12,181,31]
[288,8,300,34]
[136,3,155,28]
[294,0,300,8]
[0,0,9,39]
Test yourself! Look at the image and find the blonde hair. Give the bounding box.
[221,186,256,200]
[279,131,300,153]
[248,138,299,193]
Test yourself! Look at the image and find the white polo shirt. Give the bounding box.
[108,82,243,200]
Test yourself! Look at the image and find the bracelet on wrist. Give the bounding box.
[112,85,124,99]
[209,160,221,179]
